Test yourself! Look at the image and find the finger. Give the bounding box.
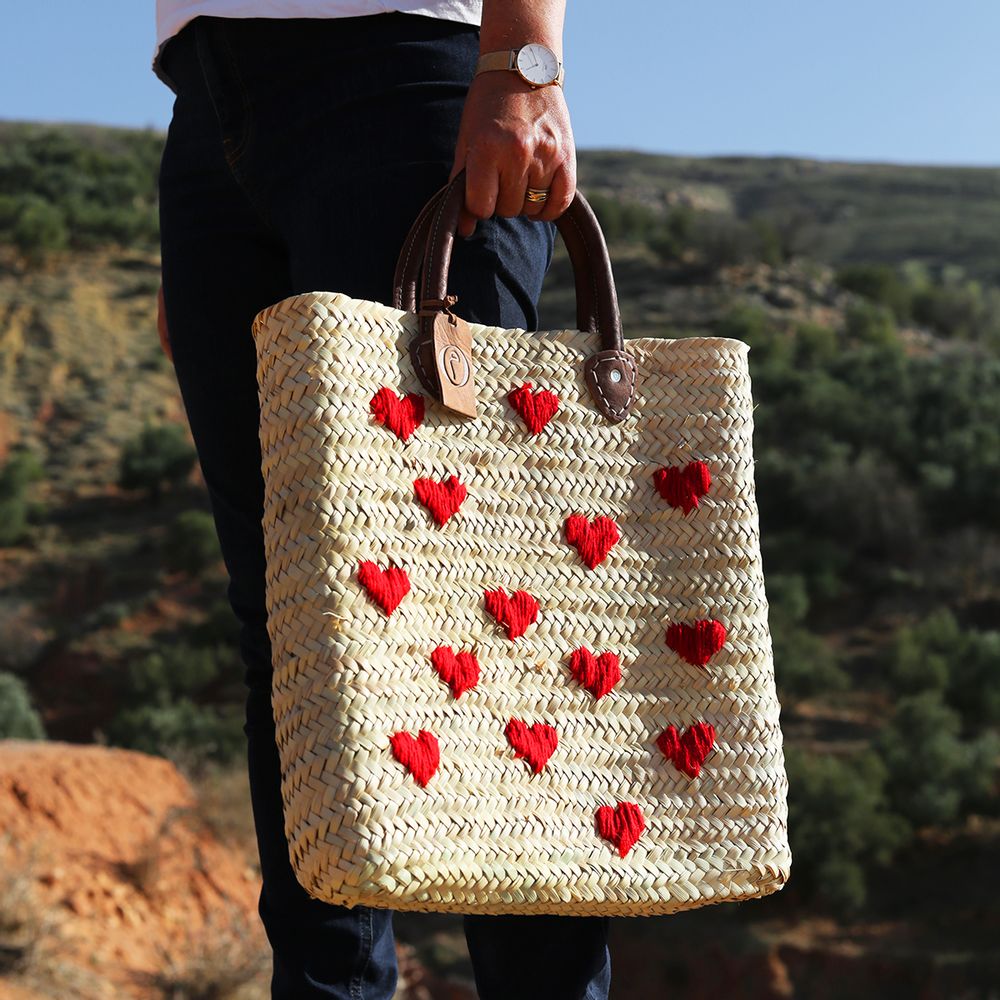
[495,159,531,219]
[460,153,500,237]
[535,164,575,223]
[521,167,559,218]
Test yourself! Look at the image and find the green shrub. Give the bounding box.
[748,216,785,266]
[125,644,224,702]
[163,510,222,576]
[793,321,839,366]
[584,193,658,244]
[11,195,67,262]
[0,123,162,256]
[785,746,910,914]
[118,422,196,503]
[889,608,957,694]
[0,673,45,739]
[690,212,758,272]
[877,690,1000,828]
[772,624,849,706]
[947,628,1000,730]
[0,448,45,546]
[891,610,1000,731]
[911,277,1000,345]
[836,263,911,320]
[766,572,849,704]
[844,300,897,347]
[648,204,698,263]
[106,697,244,763]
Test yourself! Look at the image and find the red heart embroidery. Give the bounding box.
[656,722,716,778]
[357,561,410,615]
[653,461,712,514]
[596,802,645,858]
[564,514,620,569]
[370,387,424,442]
[508,382,560,434]
[665,619,727,667]
[568,648,621,699]
[414,475,467,526]
[484,588,539,639]
[505,718,558,774]
[389,729,439,787]
[430,645,480,698]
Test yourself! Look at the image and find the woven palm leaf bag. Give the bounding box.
[250,169,791,917]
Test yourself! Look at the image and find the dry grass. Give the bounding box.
[171,753,259,875]
[0,833,110,999]
[142,901,269,1000]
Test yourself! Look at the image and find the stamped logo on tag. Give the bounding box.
[431,312,477,417]
[438,343,471,388]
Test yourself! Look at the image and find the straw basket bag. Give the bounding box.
[250,169,791,916]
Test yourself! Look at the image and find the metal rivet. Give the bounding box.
[609,368,622,383]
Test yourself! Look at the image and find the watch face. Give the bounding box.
[516,43,559,86]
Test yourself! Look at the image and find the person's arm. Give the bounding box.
[449,0,575,236]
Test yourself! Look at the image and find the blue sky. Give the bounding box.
[2,0,998,165]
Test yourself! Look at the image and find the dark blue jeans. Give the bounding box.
[157,13,612,1000]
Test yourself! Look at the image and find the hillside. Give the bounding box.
[0,122,998,999]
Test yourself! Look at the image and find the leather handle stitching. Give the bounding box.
[589,356,637,417]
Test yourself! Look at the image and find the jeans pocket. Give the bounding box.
[192,16,253,169]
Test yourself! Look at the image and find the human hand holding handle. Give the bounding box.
[448,0,576,237]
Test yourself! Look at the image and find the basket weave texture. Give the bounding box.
[251,289,791,916]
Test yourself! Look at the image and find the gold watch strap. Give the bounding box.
[474,48,564,87]
[475,50,517,74]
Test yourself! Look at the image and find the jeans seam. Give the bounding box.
[349,907,374,1000]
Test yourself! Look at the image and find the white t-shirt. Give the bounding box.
[152,0,483,88]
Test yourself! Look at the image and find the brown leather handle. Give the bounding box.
[394,168,622,349]
[392,168,637,422]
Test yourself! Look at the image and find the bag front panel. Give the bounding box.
[252,291,790,915]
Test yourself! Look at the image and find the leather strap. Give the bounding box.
[392,168,637,423]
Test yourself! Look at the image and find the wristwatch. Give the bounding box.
[474,42,564,89]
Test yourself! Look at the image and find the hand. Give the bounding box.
[157,282,173,363]
[448,71,577,237]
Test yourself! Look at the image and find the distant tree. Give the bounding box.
[0,672,46,739]
[583,193,624,242]
[916,279,1000,348]
[793,322,839,366]
[118,422,196,503]
[889,609,957,694]
[583,193,657,244]
[125,644,223,702]
[647,205,693,264]
[785,746,910,914]
[690,212,757,272]
[0,447,44,546]
[772,623,849,707]
[836,263,911,321]
[11,195,68,263]
[748,216,785,266]
[889,609,1000,730]
[163,510,222,576]
[767,573,849,706]
[106,697,244,763]
[877,690,1000,828]
[843,300,897,347]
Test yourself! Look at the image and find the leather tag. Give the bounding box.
[431,312,477,417]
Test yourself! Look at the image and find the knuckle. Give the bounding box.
[536,132,560,160]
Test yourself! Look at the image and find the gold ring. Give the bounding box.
[525,187,550,203]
